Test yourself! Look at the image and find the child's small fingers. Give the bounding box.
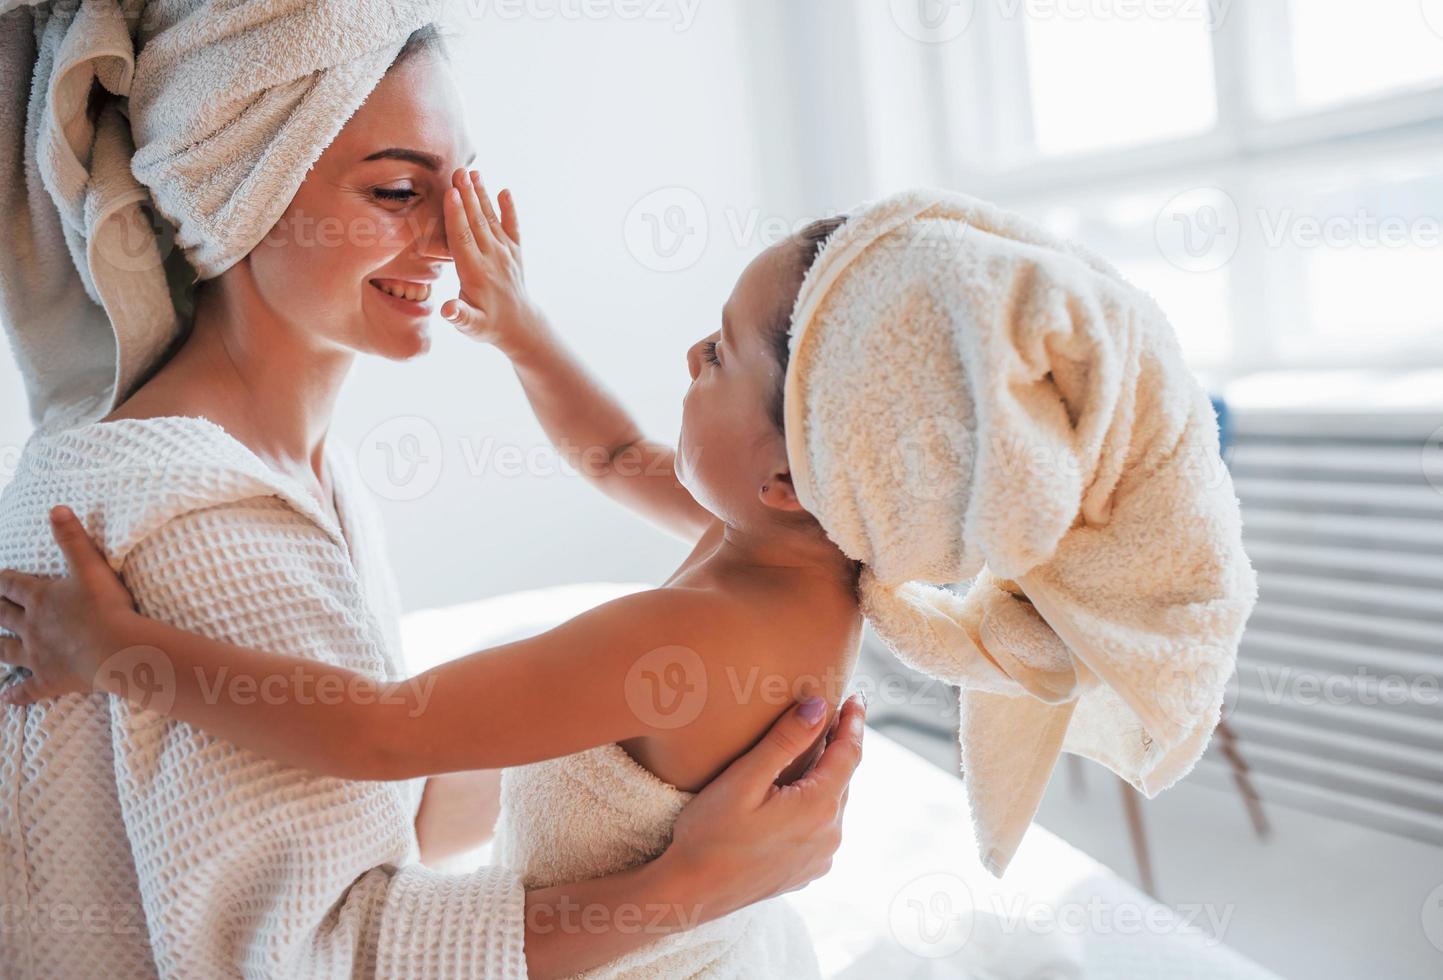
[442,297,487,336]
[498,189,521,245]
[470,170,502,230]
[0,674,43,707]
[0,635,29,671]
[456,169,497,253]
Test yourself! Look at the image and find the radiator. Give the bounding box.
[1191,410,1443,847]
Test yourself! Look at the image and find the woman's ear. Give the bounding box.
[758,471,805,512]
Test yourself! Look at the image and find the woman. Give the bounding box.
[0,11,861,980]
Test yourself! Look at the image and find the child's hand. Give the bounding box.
[0,506,139,705]
[441,168,546,357]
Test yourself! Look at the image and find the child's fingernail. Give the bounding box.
[799,697,826,725]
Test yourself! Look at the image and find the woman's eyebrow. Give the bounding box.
[359,148,479,170]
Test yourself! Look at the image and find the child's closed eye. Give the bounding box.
[703,341,720,366]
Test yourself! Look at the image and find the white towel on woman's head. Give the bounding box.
[784,188,1257,877]
[0,0,445,432]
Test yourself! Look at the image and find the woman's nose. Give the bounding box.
[416,202,453,262]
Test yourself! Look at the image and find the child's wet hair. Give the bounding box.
[767,215,849,434]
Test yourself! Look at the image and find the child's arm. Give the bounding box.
[0,508,699,781]
[440,169,712,543]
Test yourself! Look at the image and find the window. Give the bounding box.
[894,0,1443,377]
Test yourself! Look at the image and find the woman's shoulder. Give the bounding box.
[1,416,339,567]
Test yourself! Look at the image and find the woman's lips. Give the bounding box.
[369,278,433,316]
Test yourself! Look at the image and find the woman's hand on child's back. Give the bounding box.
[663,694,866,920]
[0,506,140,704]
[440,167,547,358]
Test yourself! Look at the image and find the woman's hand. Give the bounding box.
[441,167,548,358]
[664,694,866,917]
[0,505,141,704]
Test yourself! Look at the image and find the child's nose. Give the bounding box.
[686,340,702,381]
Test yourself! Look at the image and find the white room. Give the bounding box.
[1,1,1440,977]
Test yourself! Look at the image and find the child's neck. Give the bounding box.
[703,519,858,598]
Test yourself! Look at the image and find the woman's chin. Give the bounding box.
[370,318,433,361]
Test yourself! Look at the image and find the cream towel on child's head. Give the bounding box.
[784,188,1258,877]
[0,0,445,431]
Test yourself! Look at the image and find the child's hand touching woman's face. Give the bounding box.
[438,167,546,357]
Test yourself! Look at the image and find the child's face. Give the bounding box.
[676,239,806,524]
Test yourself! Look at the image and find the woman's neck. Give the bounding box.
[114,274,354,489]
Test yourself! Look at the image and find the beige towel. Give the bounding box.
[784,188,1258,876]
[0,0,443,432]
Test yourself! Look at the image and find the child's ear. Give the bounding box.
[758,470,805,512]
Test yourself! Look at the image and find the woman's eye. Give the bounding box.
[703,341,720,366]
[373,185,418,203]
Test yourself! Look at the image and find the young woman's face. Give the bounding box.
[676,239,805,524]
[245,50,476,361]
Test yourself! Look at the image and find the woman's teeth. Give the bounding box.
[372,279,430,302]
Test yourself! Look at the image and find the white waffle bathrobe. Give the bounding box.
[0,416,527,978]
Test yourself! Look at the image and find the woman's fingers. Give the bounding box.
[48,506,106,578]
[0,598,24,634]
[713,697,831,804]
[804,694,865,797]
[0,568,38,608]
[0,674,54,707]
[498,189,520,246]
[0,635,27,670]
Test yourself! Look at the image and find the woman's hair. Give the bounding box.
[767,215,848,434]
[390,23,453,69]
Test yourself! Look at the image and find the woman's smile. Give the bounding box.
[368,277,435,317]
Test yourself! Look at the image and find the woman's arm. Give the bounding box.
[1,506,701,779]
[1,504,867,979]
[439,170,712,543]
